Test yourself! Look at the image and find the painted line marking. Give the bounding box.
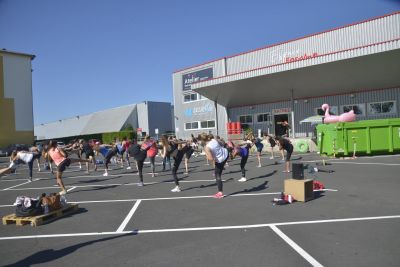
[270,225,323,267]
[116,200,142,233]
[0,214,399,241]
[3,180,33,190]
[67,186,76,193]
[331,162,400,166]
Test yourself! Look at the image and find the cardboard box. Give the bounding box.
[284,179,314,202]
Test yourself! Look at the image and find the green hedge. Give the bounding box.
[102,131,137,144]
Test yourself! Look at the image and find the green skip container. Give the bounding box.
[317,118,400,156]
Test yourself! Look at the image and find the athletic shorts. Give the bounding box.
[57,158,71,172]
[84,150,95,159]
[185,148,194,159]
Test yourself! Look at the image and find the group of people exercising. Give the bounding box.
[0,132,293,199]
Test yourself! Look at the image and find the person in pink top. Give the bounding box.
[141,135,158,177]
[46,140,90,195]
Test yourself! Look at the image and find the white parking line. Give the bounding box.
[116,200,142,232]
[270,225,323,267]
[3,180,33,190]
[0,214,399,241]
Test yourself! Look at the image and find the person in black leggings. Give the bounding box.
[129,144,148,186]
[170,140,190,192]
[275,136,293,173]
[231,141,252,182]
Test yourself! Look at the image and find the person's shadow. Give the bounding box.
[4,232,136,267]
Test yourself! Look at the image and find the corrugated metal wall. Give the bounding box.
[226,13,400,75]
[229,87,400,138]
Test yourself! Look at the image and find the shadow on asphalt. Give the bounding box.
[3,233,135,267]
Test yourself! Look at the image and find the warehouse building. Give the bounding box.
[0,49,35,148]
[172,12,400,140]
[35,101,174,141]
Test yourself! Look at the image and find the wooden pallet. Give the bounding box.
[2,204,79,227]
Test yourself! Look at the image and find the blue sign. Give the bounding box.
[182,68,213,91]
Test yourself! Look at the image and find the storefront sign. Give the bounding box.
[272,108,291,114]
[182,67,213,91]
[184,103,214,117]
[285,52,318,63]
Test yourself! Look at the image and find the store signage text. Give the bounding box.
[182,67,213,91]
[285,52,318,63]
[184,103,214,117]
[272,108,291,114]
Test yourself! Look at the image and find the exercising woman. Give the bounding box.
[231,140,252,182]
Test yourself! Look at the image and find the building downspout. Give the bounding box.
[290,89,295,138]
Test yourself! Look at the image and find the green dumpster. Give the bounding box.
[317,118,400,156]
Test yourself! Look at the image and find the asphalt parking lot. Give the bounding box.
[0,152,399,266]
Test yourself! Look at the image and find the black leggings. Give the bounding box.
[28,153,41,178]
[137,159,145,182]
[172,151,185,186]
[240,155,249,178]
[214,157,228,192]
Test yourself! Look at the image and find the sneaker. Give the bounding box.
[59,190,67,195]
[213,192,224,199]
[126,166,132,170]
[137,182,144,187]
[257,164,262,168]
[103,172,109,176]
[269,156,274,160]
[238,177,247,182]
[151,173,155,178]
[28,177,32,182]
[171,186,181,192]
[183,172,189,175]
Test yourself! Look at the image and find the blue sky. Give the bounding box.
[1,0,399,125]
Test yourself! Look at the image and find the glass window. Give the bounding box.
[368,101,396,115]
[183,93,198,103]
[239,115,253,123]
[341,104,365,116]
[200,120,215,128]
[185,122,199,130]
[256,113,270,123]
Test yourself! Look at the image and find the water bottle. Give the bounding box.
[44,204,49,214]
[60,195,67,207]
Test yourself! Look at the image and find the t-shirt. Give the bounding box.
[206,139,228,163]
[17,152,33,163]
[279,138,293,152]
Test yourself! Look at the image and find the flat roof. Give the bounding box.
[0,49,36,60]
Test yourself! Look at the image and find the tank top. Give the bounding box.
[48,148,66,166]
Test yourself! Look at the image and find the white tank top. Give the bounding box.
[17,152,34,163]
[206,139,228,163]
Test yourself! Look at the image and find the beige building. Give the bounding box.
[0,50,35,148]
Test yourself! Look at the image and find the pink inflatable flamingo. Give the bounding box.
[322,104,356,123]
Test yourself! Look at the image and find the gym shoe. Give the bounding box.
[213,192,224,199]
[137,182,144,187]
[103,172,109,176]
[257,164,262,168]
[269,156,274,160]
[59,190,67,195]
[238,177,247,182]
[28,177,32,182]
[171,186,181,192]
[126,166,132,170]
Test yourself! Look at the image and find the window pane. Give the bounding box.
[192,122,198,129]
[382,102,394,113]
[184,95,191,102]
[185,122,192,129]
[200,121,207,128]
[369,103,381,114]
[239,116,246,123]
[208,120,215,128]
[191,94,197,101]
[246,115,253,123]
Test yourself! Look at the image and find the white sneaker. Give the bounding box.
[238,177,247,182]
[126,166,132,170]
[269,156,274,160]
[103,173,108,176]
[171,186,181,192]
[257,164,262,168]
